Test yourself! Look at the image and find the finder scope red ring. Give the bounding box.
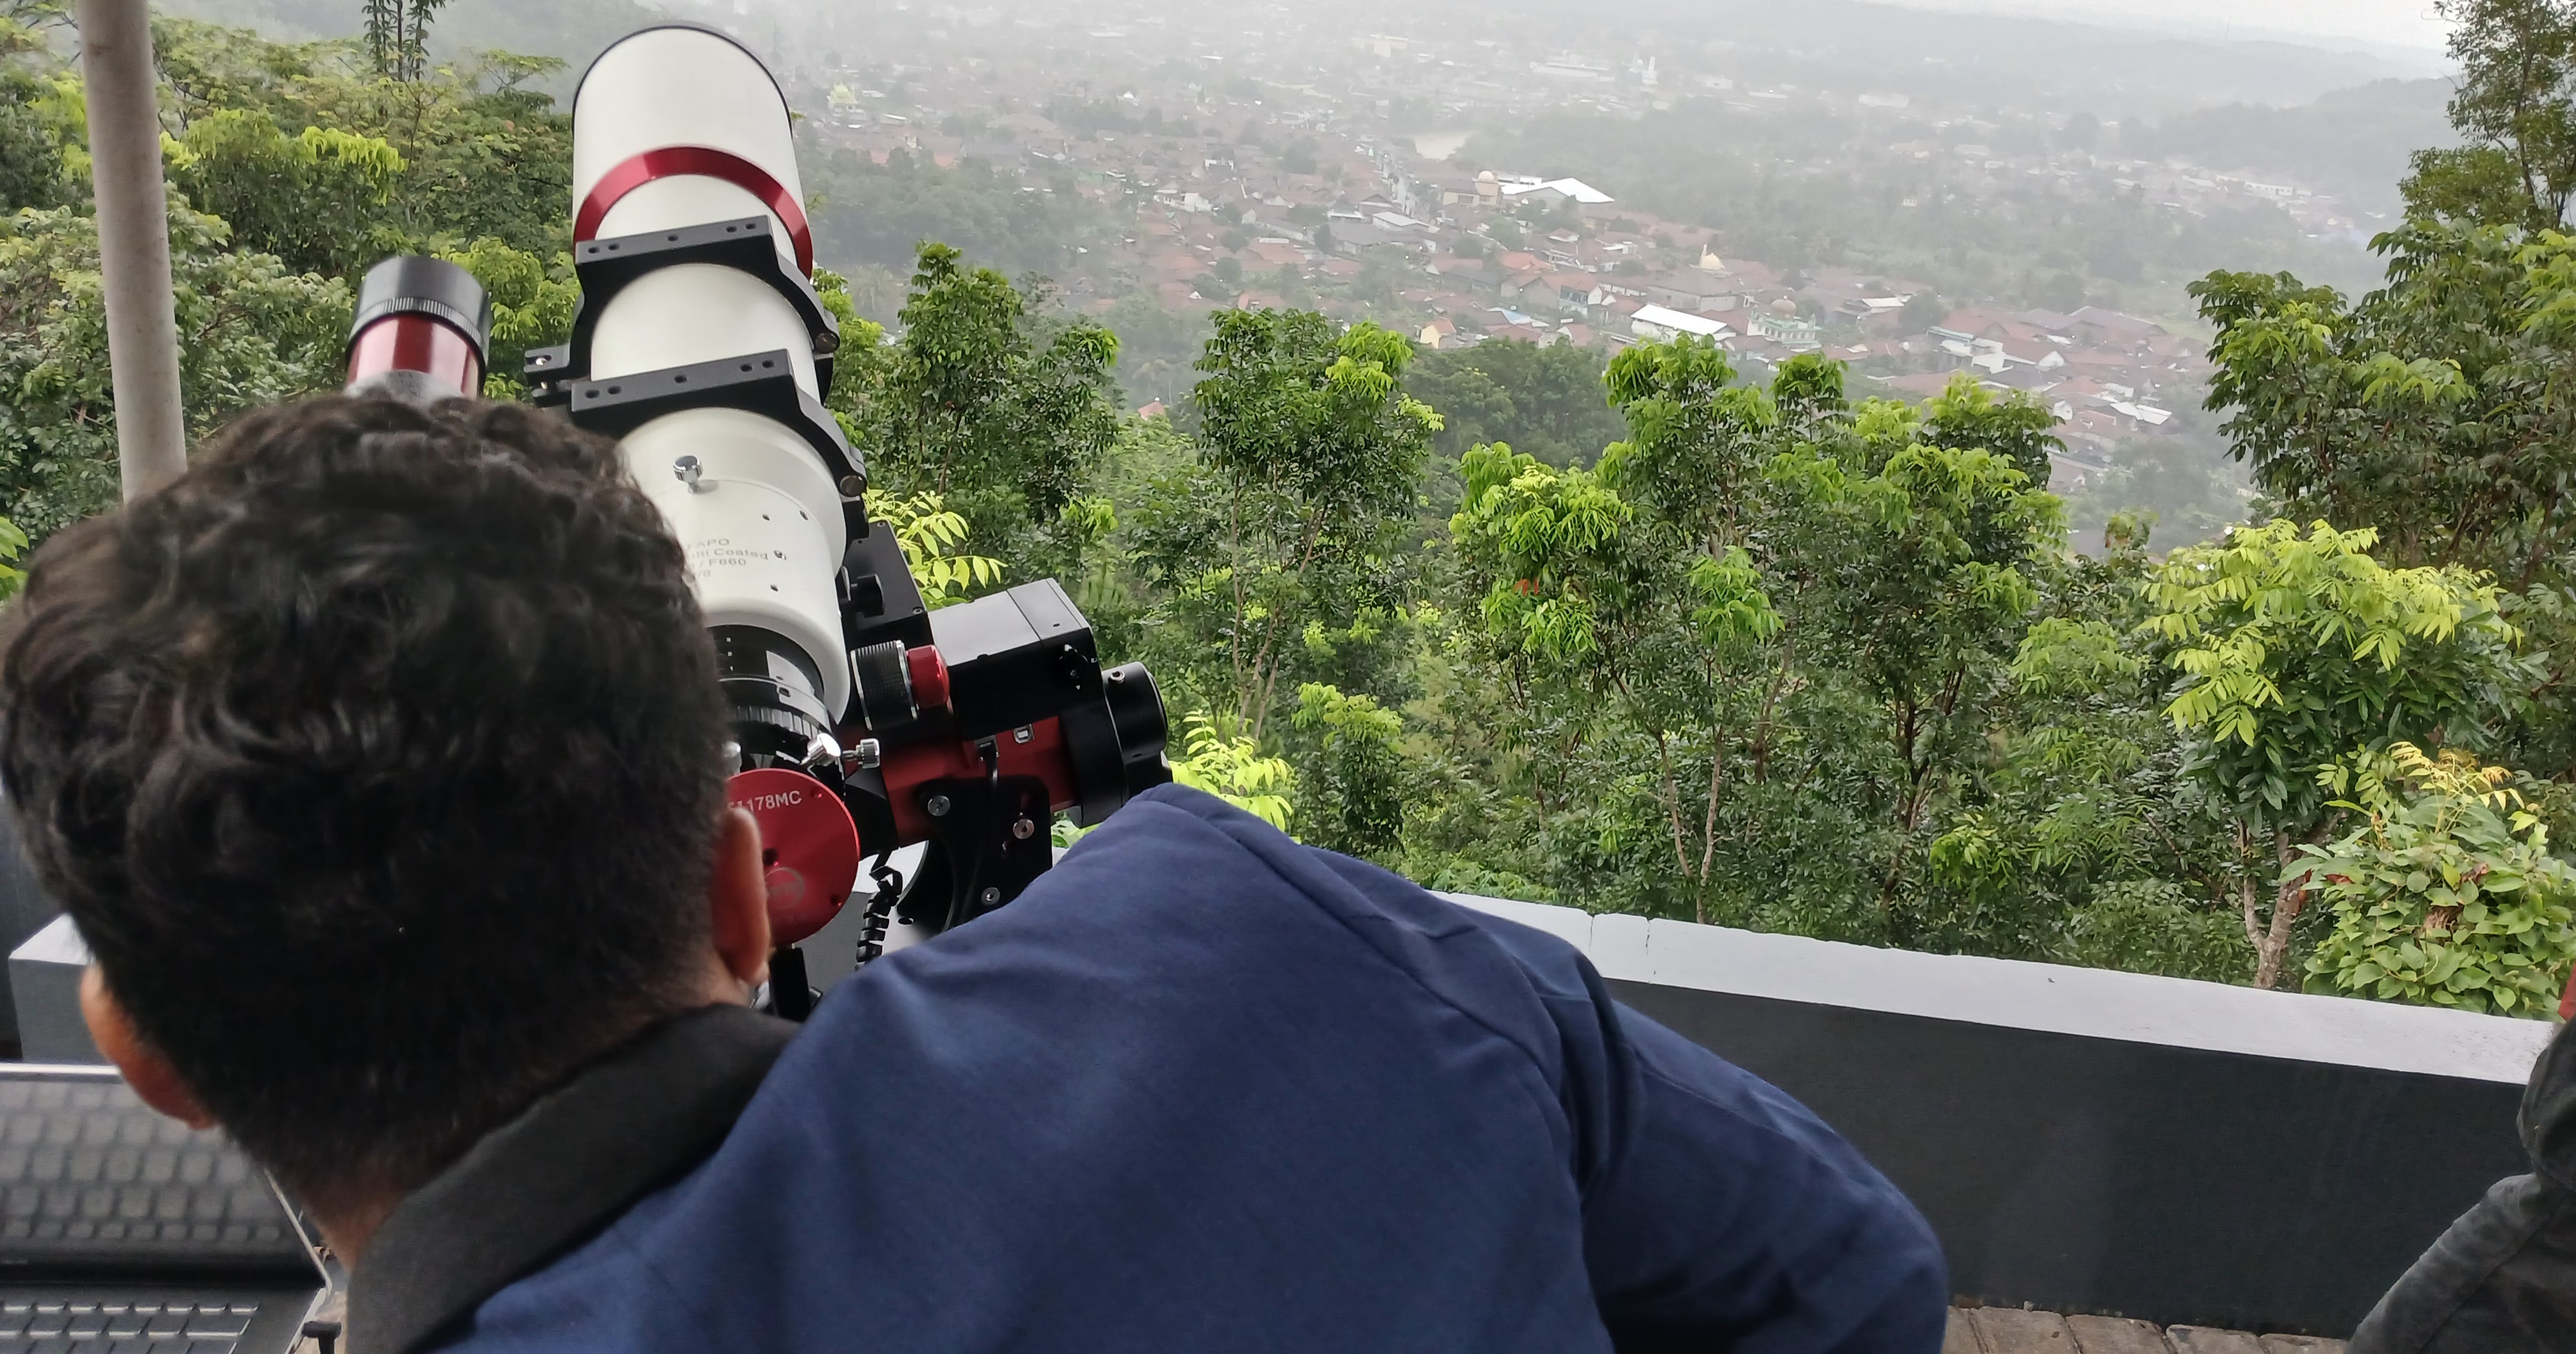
[575,146,816,276]
[347,314,482,396]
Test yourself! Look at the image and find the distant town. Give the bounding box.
[647,0,2429,488]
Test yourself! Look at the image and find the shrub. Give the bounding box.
[2298,744,2576,1017]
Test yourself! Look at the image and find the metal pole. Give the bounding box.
[76,0,187,500]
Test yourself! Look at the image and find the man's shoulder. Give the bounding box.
[1051,783,1478,942]
[1013,784,1598,1031]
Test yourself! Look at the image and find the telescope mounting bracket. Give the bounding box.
[553,348,866,492]
[897,755,1054,936]
[556,216,841,388]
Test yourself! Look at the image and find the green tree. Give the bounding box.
[2140,520,2528,987]
[1141,310,1437,744]
[0,15,76,214]
[0,18,587,545]
[1441,354,2068,937]
[1166,712,1294,829]
[869,243,1123,577]
[1935,516,2250,974]
[2186,41,2576,786]
[2191,235,2576,588]
[438,235,576,398]
[864,489,1004,607]
[156,24,576,264]
[2403,0,2576,229]
[1775,383,2067,911]
[1914,375,2058,484]
[1288,682,1408,860]
[362,0,451,81]
[1447,444,1637,850]
[1451,436,1785,919]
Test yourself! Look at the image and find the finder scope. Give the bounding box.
[345,256,491,402]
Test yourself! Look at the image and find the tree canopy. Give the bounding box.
[2403,0,2576,230]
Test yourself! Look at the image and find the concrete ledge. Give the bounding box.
[1445,893,2552,1336]
[1444,894,2553,1082]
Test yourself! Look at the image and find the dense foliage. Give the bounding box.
[2402,0,2576,232]
[2300,744,2576,1016]
[0,9,575,533]
[6,13,2574,1016]
[1405,338,1626,472]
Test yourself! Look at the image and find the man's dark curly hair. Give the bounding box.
[0,396,728,1204]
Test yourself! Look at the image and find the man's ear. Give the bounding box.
[80,966,214,1129]
[708,807,771,992]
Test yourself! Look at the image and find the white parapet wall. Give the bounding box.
[20,884,2558,1087]
[1442,893,2556,1084]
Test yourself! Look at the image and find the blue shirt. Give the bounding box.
[415,785,1945,1352]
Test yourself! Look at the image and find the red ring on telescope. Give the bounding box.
[575,146,814,276]
[347,313,482,398]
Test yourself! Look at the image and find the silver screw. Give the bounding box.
[979,887,1001,906]
[838,474,866,497]
[1011,817,1036,840]
[926,793,951,817]
[841,737,881,771]
[802,732,842,771]
[673,455,705,490]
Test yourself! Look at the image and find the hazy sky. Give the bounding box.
[1871,0,2454,55]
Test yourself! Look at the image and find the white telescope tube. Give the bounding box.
[573,27,806,274]
[573,25,852,722]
